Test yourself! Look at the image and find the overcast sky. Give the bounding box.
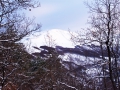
[25,0,90,31]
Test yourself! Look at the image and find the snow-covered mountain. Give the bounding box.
[22,29,104,76]
[22,29,120,77]
[21,29,120,90]
[22,29,76,53]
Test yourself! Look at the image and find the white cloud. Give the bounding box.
[24,1,90,32]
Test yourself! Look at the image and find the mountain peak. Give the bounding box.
[22,29,75,53]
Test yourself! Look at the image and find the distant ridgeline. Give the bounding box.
[32,44,120,58]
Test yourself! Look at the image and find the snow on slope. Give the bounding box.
[22,29,76,53]
[22,29,102,76]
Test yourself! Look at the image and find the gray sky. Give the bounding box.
[25,0,90,31]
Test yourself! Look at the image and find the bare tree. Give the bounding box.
[0,0,41,41]
[0,0,41,89]
[84,0,120,90]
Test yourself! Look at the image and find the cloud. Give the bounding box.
[24,0,89,32]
